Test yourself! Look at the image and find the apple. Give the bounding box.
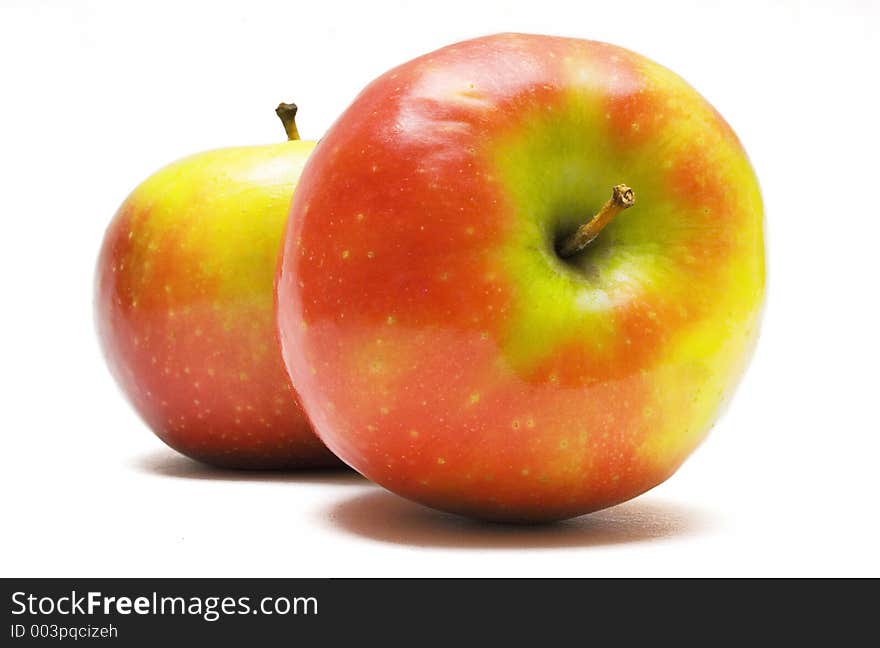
[277,34,765,520]
[96,104,339,468]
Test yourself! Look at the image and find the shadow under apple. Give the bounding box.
[133,449,365,486]
[325,490,713,549]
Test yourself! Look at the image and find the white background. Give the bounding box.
[2,0,878,577]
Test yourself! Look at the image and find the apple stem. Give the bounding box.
[275,102,301,141]
[557,185,635,258]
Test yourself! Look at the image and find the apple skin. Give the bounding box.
[277,34,765,520]
[96,135,340,468]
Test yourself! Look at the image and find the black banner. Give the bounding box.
[1,578,873,644]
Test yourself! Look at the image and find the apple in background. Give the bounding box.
[277,34,764,520]
[96,104,340,468]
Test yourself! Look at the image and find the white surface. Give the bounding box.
[2,0,878,577]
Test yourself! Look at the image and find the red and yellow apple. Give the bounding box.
[96,104,339,468]
[276,34,764,520]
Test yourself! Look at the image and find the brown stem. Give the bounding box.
[275,102,300,141]
[557,184,635,258]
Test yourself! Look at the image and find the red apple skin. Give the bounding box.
[96,141,340,468]
[277,34,764,520]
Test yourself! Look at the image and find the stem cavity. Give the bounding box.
[557,184,635,258]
